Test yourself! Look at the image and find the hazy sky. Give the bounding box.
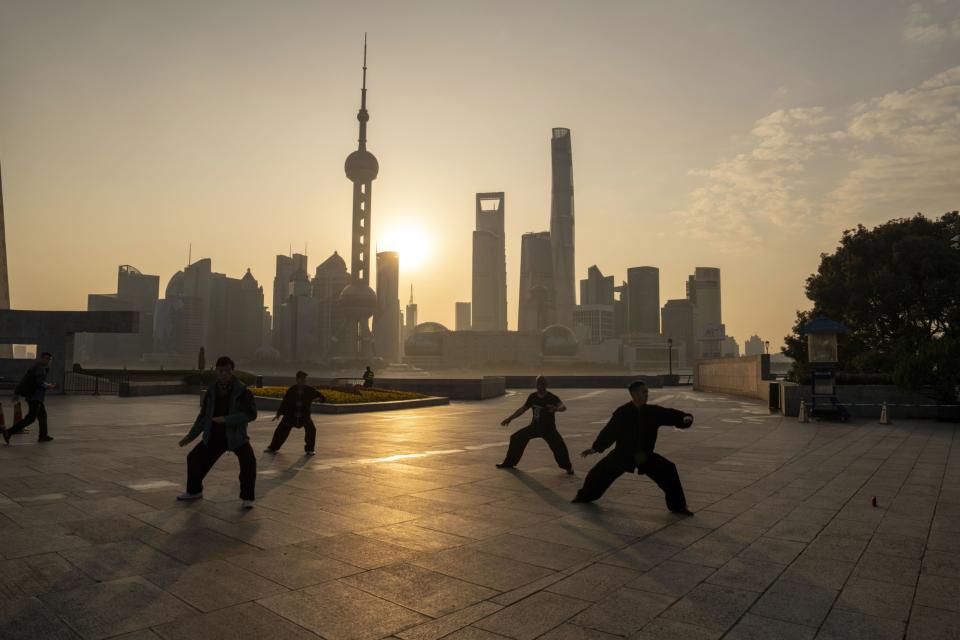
[2,0,959,350]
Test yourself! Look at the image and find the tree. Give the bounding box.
[784,212,960,400]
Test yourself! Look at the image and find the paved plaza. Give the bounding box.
[0,388,957,640]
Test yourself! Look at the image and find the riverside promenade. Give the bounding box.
[0,389,956,640]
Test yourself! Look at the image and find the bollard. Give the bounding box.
[798,400,810,423]
[255,375,264,389]
[880,401,890,425]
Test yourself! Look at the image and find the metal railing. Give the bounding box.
[63,372,130,395]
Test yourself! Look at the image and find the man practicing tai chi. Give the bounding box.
[264,370,324,456]
[573,380,694,515]
[177,356,258,508]
[497,376,574,474]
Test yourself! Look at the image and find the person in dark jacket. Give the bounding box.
[3,352,57,444]
[177,356,258,508]
[497,376,574,474]
[362,366,374,388]
[264,371,324,455]
[573,380,694,514]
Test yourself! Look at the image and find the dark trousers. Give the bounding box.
[7,400,48,439]
[268,419,316,452]
[502,424,572,470]
[186,438,257,500]
[575,452,687,511]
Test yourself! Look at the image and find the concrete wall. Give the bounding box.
[259,376,506,401]
[503,375,666,389]
[694,354,771,401]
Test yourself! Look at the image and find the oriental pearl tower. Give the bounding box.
[338,35,380,360]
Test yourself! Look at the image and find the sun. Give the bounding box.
[377,224,432,270]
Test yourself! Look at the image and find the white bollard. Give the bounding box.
[798,400,810,423]
[880,401,890,425]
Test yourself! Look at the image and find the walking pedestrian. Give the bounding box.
[3,352,57,444]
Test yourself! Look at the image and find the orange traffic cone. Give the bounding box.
[13,400,22,423]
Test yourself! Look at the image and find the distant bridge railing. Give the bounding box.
[63,372,130,395]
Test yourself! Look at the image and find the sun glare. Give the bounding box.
[377,224,432,270]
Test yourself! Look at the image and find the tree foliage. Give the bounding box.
[784,212,960,400]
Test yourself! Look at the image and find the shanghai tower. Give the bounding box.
[549,128,576,328]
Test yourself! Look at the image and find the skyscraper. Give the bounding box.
[472,192,507,331]
[687,267,723,359]
[374,251,401,362]
[517,231,554,332]
[455,302,472,331]
[550,128,576,328]
[339,35,380,359]
[403,285,418,347]
[272,253,306,351]
[313,252,350,358]
[661,298,695,367]
[627,266,660,335]
[82,265,160,364]
[0,163,10,357]
[580,265,615,306]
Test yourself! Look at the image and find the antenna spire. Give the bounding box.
[357,33,370,150]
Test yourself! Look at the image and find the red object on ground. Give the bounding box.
[872,496,877,507]
[13,401,22,423]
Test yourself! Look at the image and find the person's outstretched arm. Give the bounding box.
[582,409,621,457]
[656,406,694,429]
[501,399,531,426]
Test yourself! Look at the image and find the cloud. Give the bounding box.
[902,1,960,44]
[676,66,960,248]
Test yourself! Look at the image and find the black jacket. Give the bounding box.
[276,385,325,426]
[592,402,692,465]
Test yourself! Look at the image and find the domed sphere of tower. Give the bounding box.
[338,281,379,321]
[344,149,379,183]
[541,324,579,357]
[404,322,450,357]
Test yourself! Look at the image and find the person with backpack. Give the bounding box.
[177,356,258,508]
[3,352,57,444]
[263,370,324,456]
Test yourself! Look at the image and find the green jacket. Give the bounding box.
[185,380,257,451]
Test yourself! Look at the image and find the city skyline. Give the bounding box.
[2,1,959,348]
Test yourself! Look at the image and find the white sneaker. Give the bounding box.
[176,491,203,501]
[242,499,255,509]
[305,450,316,456]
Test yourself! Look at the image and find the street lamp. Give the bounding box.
[764,340,770,355]
[667,337,673,377]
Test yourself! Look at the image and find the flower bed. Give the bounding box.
[253,386,428,405]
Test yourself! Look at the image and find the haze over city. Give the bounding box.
[2,0,959,347]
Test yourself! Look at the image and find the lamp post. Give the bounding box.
[667,337,673,377]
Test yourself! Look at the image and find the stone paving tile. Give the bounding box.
[723,613,816,640]
[151,601,317,639]
[802,534,868,563]
[474,591,591,640]
[923,550,960,578]
[659,582,758,633]
[395,601,503,640]
[443,628,511,640]
[630,617,721,640]
[61,515,160,545]
[359,522,474,553]
[536,622,621,640]
[2,525,90,559]
[300,532,420,569]
[547,563,644,602]
[512,520,637,553]
[627,560,715,597]
[601,540,680,572]
[764,519,824,543]
[835,576,914,621]
[342,563,498,617]
[0,552,94,597]
[412,511,517,540]
[40,576,194,640]
[138,526,259,564]
[147,558,288,612]
[738,536,805,565]
[781,553,856,591]
[851,550,921,585]
[0,596,81,639]
[225,544,362,589]
[706,557,784,593]
[132,507,232,534]
[816,609,905,640]
[61,540,185,582]
[906,605,960,640]
[410,546,554,592]
[915,573,960,612]
[571,587,676,636]
[645,521,710,548]
[671,536,746,569]
[258,581,429,640]
[207,517,322,549]
[867,532,927,559]
[750,579,837,628]
[471,533,596,571]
